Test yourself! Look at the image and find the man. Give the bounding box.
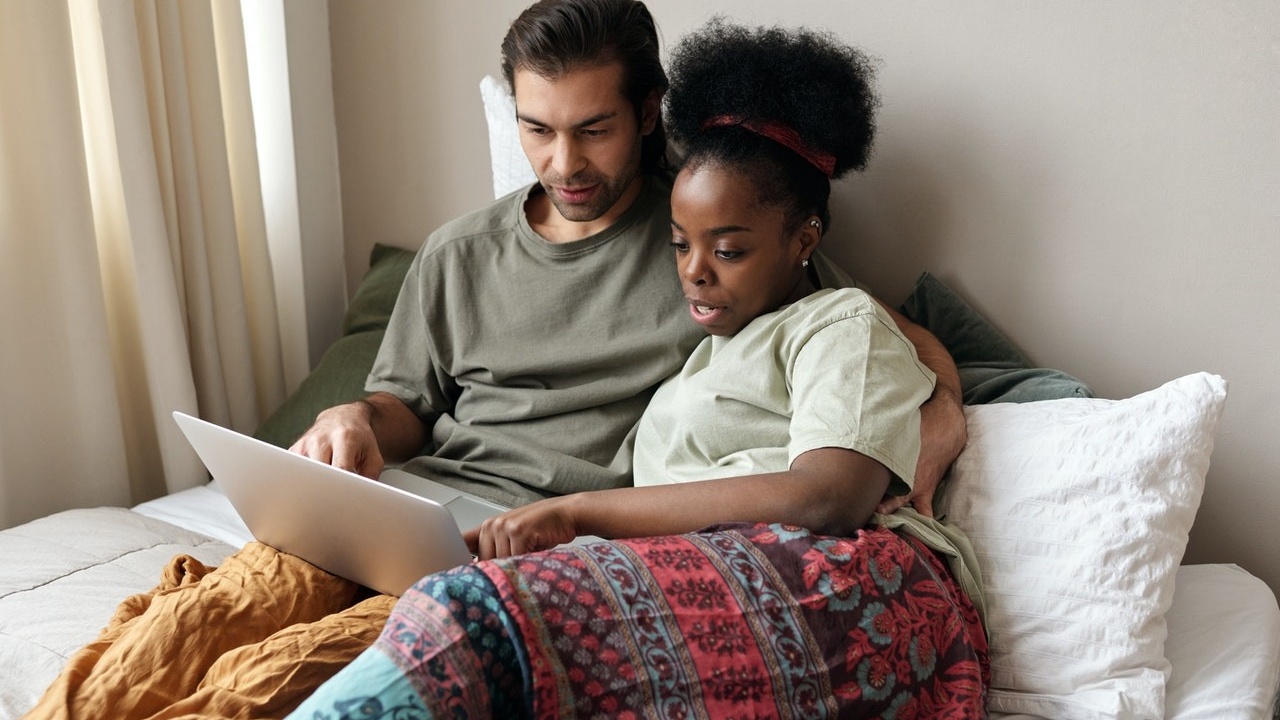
[292,0,964,528]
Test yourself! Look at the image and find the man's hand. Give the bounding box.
[877,386,967,518]
[290,400,386,479]
[873,301,967,519]
[464,496,581,561]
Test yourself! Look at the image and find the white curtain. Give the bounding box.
[0,0,309,528]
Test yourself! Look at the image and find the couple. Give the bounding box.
[295,12,964,557]
[287,2,988,717]
[28,1,987,718]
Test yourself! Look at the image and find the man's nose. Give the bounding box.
[551,137,586,178]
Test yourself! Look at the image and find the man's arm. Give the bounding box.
[874,303,967,518]
[290,392,428,479]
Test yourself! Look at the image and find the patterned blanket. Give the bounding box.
[292,523,989,719]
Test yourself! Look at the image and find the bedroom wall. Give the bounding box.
[327,1,1280,592]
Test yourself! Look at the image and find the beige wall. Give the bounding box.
[328,1,1280,591]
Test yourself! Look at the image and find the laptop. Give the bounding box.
[172,411,509,596]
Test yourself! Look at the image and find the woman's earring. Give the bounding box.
[804,220,819,267]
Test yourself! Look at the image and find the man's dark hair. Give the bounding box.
[501,0,668,174]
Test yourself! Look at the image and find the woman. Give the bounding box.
[289,20,988,719]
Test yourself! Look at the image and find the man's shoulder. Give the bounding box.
[424,188,528,254]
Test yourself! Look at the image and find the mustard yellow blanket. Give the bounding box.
[25,543,392,720]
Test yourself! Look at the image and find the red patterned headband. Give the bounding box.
[703,115,836,178]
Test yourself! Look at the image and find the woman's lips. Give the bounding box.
[688,301,724,326]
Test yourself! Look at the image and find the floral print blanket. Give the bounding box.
[292,523,989,719]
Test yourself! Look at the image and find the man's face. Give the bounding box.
[513,63,657,235]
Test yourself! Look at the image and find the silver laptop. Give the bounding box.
[172,411,509,596]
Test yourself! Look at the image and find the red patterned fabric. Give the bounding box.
[298,522,989,718]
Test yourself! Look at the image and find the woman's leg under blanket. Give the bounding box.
[289,523,989,719]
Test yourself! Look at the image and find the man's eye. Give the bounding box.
[580,128,607,137]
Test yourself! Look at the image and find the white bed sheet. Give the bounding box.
[132,479,253,548]
[1163,564,1280,720]
[0,506,237,719]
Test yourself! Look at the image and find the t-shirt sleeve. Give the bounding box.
[787,306,936,488]
[364,246,457,423]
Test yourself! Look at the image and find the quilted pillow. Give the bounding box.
[480,75,536,199]
[935,372,1227,719]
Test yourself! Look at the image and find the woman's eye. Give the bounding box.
[669,239,689,252]
[715,249,743,260]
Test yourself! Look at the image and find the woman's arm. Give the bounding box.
[874,303,967,518]
[466,447,892,560]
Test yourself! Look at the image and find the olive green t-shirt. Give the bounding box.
[367,177,703,507]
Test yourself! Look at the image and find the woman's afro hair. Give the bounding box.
[665,19,880,179]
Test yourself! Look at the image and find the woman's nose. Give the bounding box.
[682,251,710,286]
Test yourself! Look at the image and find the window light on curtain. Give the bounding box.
[0,0,319,529]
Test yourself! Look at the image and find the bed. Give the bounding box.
[2,77,1278,720]
[3,406,1278,719]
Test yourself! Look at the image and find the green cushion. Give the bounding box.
[898,272,1092,404]
[253,243,417,447]
[342,243,417,336]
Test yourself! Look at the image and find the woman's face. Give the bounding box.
[670,163,818,336]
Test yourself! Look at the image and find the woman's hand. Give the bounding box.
[464,496,581,560]
[463,446,891,561]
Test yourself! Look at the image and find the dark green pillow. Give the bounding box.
[342,243,417,335]
[899,272,1092,404]
[254,243,417,447]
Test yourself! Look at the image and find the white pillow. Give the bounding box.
[479,75,536,199]
[936,372,1227,720]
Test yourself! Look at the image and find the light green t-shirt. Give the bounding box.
[367,177,703,507]
[633,288,937,491]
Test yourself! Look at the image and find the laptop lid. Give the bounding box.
[172,411,472,596]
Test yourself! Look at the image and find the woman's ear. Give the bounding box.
[797,216,823,265]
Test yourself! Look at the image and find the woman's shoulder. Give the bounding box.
[789,287,881,323]
[728,289,898,360]
[771,288,914,352]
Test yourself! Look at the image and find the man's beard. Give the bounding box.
[540,164,640,223]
